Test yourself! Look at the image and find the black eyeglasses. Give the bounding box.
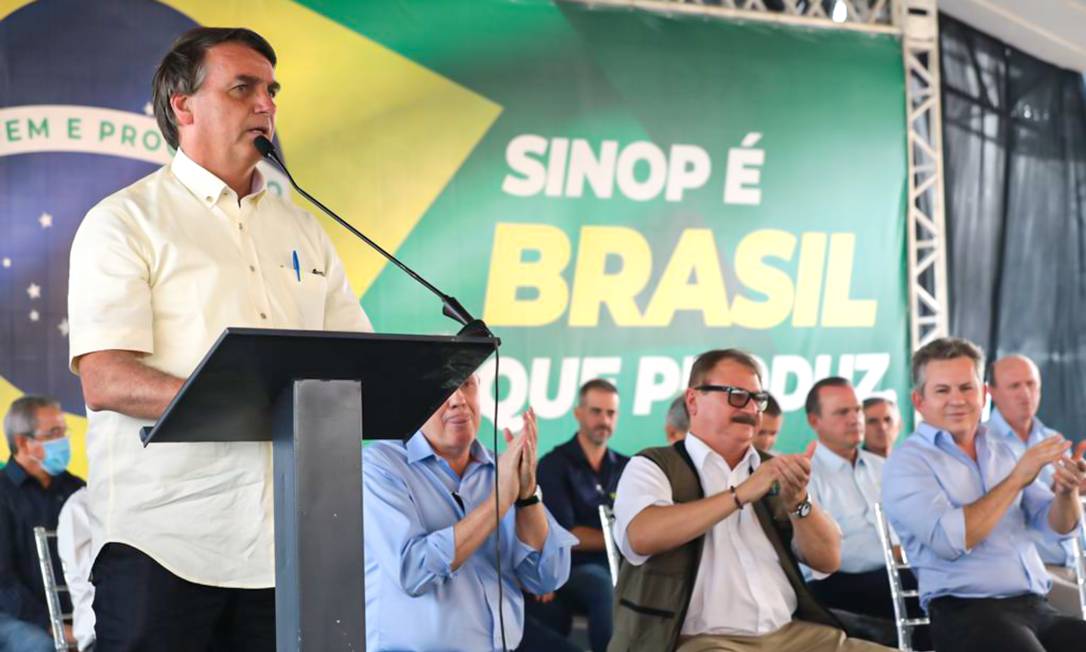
[693,385,770,411]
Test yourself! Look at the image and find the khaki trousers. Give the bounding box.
[676,620,894,652]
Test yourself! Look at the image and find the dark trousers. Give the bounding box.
[928,593,1086,652]
[91,543,275,652]
[522,562,614,652]
[807,569,903,620]
[808,568,930,649]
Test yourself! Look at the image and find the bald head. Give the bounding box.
[990,355,1039,387]
[988,354,1041,434]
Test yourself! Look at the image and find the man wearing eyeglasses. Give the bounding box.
[609,349,891,652]
[0,396,84,652]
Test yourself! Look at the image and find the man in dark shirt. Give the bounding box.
[530,379,630,652]
[0,396,85,652]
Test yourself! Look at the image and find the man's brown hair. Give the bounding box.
[687,349,761,388]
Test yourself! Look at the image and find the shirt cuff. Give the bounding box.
[1035,501,1077,542]
[425,526,456,577]
[614,496,671,566]
[938,506,970,556]
[69,327,153,372]
[513,515,578,569]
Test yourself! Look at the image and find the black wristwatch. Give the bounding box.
[515,485,542,509]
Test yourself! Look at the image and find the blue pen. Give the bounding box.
[291,250,301,282]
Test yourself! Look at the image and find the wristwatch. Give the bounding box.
[790,494,812,519]
[515,485,542,509]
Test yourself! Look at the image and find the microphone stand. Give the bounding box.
[253,136,492,338]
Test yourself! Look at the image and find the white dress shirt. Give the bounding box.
[612,433,799,637]
[804,442,887,578]
[56,488,94,651]
[68,149,371,587]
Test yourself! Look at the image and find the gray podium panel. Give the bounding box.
[141,328,499,652]
[273,380,364,651]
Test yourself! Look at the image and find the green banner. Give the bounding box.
[328,2,912,454]
[0,0,909,468]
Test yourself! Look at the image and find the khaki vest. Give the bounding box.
[607,441,839,652]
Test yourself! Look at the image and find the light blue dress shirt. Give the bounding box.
[803,443,887,580]
[985,407,1075,566]
[882,422,1072,610]
[362,432,577,652]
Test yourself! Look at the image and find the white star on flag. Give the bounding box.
[58,319,70,337]
[38,213,53,228]
[27,283,41,299]
[1,257,10,268]
[29,310,40,322]
[144,101,154,116]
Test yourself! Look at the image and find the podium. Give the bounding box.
[141,327,499,651]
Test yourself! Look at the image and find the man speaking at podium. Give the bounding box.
[67,28,371,650]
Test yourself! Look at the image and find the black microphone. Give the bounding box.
[253,136,492,338]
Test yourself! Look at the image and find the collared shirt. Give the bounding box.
[612,433,799,637]
[0,459,84,629]
[56,488,94,651]
[803,442,887,579]
[882,422,1071,610]
[362,432,576,651]
[537,434,629,567]
[985,407,1075,566]
[68,149,371,587]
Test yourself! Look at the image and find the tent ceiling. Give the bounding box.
[939,0,1086,72]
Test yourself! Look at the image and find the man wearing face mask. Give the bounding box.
[0,396,84,652]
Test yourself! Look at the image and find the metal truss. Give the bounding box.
[675,0,894,26]
[580,0,950,353]
[585,0,897,30]
[893,0,950,350]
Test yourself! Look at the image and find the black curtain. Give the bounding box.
[940,14,1086,436]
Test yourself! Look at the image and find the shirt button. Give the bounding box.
[260,312,268,320]
[249,265,256,272]
[238,223,245,231]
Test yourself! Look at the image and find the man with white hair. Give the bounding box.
[861,397,900,458]
[363,375,577,651]
[665,395,689,445]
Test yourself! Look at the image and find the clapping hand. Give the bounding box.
[496,427,524,511]
[774,454,812,511]
[1012,435,1070,489]
[1051,440,1086,496]
[504,408,539,501]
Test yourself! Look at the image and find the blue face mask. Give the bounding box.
[36,437,71,476]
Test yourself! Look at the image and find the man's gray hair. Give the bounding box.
[911,337,985,392]
[4,395,60,452]
[863,396,897,410]
[666,396,689,432]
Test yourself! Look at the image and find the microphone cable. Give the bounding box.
[491,345,509,651]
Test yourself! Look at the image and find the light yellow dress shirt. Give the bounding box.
[67,149,371,587]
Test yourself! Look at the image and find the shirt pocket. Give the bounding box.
[273,267,327,330]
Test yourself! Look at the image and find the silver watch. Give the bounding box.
[790,496,812,519]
